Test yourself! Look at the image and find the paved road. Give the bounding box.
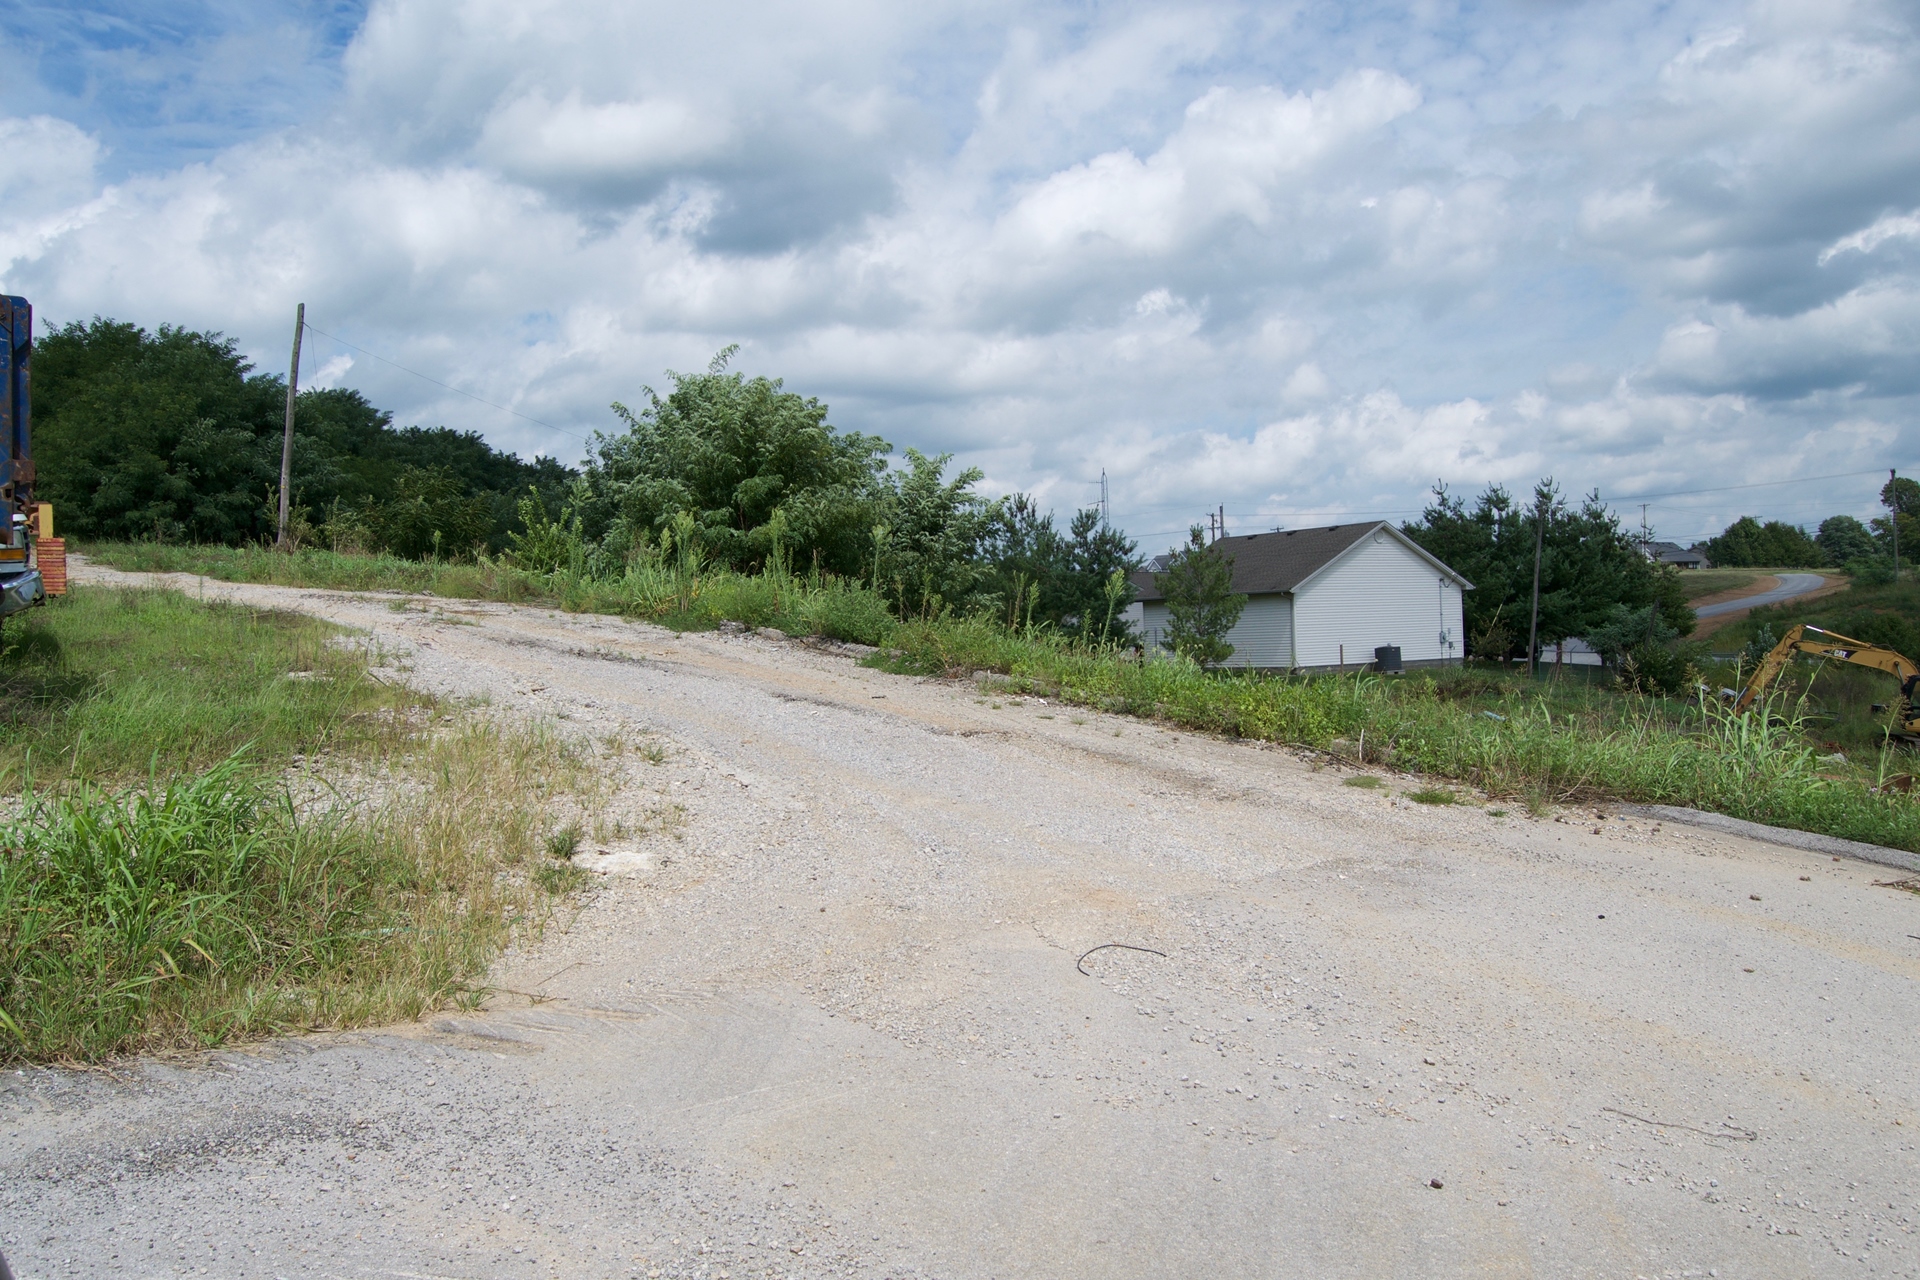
[1695,572,1830,619]
[8,566,1920,1278]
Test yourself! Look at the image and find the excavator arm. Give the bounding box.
[1733,624,1920,732]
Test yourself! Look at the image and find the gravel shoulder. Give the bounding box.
[9,564,1920,1278]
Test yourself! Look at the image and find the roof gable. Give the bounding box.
[1133,521,1472,601]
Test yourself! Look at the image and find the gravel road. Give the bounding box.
[9,565,1920,1278]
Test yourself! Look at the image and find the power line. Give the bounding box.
[301,321,594,443]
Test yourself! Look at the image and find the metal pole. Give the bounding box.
[1527,494,1546,677]
[277,303,304,549]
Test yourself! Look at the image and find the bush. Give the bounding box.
[1849,556,1897,587]
[1617,642,1698,697]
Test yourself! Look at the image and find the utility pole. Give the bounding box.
[276,303,305,550]
[1893,468,1902,582]
[1100,469,1109,527]
[1527,491,1547,678]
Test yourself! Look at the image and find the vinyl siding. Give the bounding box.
[1140,595,1293,668]
[1292,531,1465,668]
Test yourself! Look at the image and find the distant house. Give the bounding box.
[1130,522,1472,672]
[1644,540,1711,570]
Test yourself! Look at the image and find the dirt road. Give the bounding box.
[9,567,1920,1278]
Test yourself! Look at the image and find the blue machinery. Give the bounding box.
[0,295,43,620]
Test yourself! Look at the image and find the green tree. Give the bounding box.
[1703,515,1827,567]
[1404,480,1694,662]
[875,450,995,616]
[1154,527,1246,666]
[982,498,1142,640]
[32,320,285,542]
[31,318,572,554]
[578,348,889,574]
[1871,477,1920,567]
[360,467,495,559]
[1817,514,1878,566]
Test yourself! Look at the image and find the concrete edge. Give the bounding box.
[1614,803,1920,876]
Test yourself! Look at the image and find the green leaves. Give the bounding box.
[584,360,890,575]
[980,498,1142,642]
[33,319,573,554]
[1155,526,1247,666]
[1704,516,1827,568]
[1405,480,1696,661]
[0,753,400,1060]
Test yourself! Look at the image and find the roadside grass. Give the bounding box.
[879,616,1920,853]
[1711,576,1920,658]
[1679,568,1769,601]
[0,586,607,1063]
[79,542,1920,853]
[84,541,898,647]
[1,587,437,787]
[79,541,560,604]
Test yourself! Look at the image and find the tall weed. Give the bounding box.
[0,716,600,1063]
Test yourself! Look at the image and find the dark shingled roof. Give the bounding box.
[1131,522,1449,602]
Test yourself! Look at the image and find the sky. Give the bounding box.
[2,0,1917,553]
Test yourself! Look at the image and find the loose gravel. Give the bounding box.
[8,563,1920,1278]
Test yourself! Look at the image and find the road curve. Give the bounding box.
[1694,571,1830,618]
[7,563,1920,1279]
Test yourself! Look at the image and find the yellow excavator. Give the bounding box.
[1734,624,1920,739]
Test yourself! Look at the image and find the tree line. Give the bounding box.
[1694,481,1914,573]
[552,348,1140,639]
[1401,482,1695,684]
[32,326,1141,640]
[33,320,573,554]
[51,318,1872,674]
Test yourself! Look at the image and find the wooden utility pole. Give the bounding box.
[1893,468,1902,582]
[1527,492,1546,677]
[276,303,305,550]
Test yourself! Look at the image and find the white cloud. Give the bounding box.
[0,117,108,273]
[1820,208,1920,264]
[1648,284,1920,397]
[476,92,732,191]
[994,71,1420,259]
[307,354,355,389]
[2,0,1918,542]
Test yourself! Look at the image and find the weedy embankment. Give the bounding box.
[0,587,605,1063]
[882,616,1920,854]
[83,543,1920,854]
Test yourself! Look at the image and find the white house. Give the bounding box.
[1131,522,1472,672]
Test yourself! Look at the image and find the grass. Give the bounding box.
[899,617,1920,853]
[1685,575,1920,756]
[1,587,435,787]
[77,542,1920,855]
[0,585,607,1063]
[1407,787,1457,805]
[79,541,561,604]
[1678,568,1770,601]
[84,541,899,647]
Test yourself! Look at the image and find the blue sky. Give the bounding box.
[2,0,1917,552]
